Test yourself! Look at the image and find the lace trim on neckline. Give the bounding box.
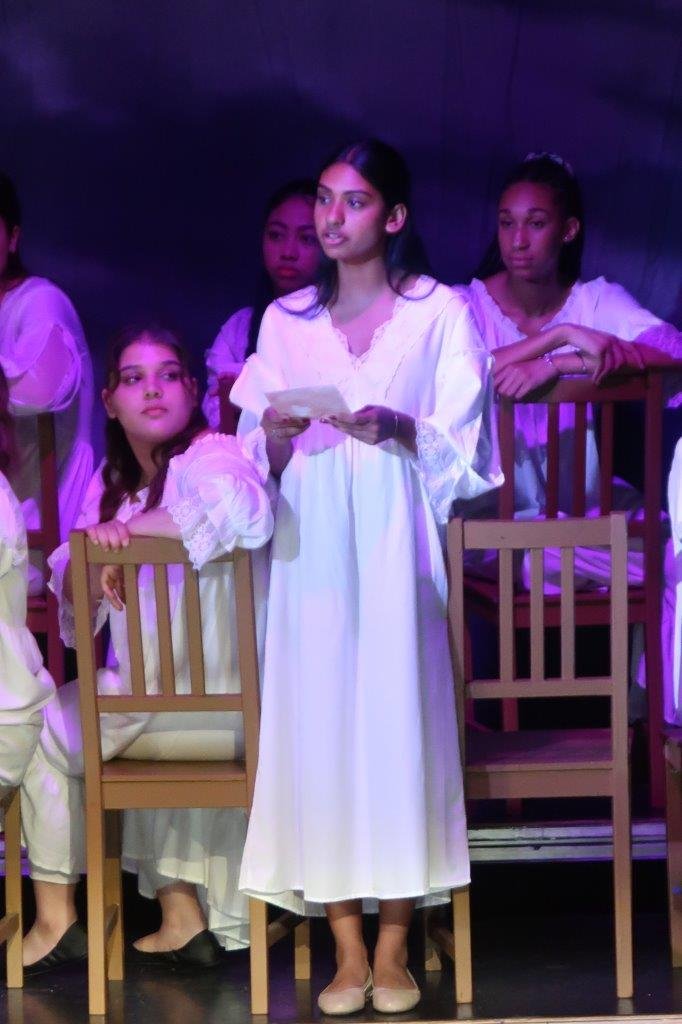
[297,278,452,399]
[323,275,434,365]
[323,295,408,365]
[471,277,583,338]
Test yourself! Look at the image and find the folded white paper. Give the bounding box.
[265,385,351,419]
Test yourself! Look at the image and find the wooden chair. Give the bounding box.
[465,369,671,807]
[664,727,682,966]
[217,372,240,435]
[443,513,632,1000]
[26,412,64,685]
[69,532,309,1016]
[0,785,23,987]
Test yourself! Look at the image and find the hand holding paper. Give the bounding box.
[265,385,351,420]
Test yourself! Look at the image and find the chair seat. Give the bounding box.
[102,757,245,784]
[467,727,617,772]
[101,758,250,810]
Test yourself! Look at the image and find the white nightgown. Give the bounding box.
[0,276,94,548]
[203,307,253,428]
[20,432,273,948]
[232,277,501,914]
[0,472,55,786]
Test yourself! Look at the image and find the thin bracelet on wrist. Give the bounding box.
[572,347,588,374]
[542,351,558,372]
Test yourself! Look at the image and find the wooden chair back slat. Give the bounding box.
[546,403,560,517]
[28,413,61,552]
[609,513,630,764]
[70,532,104,771]
[446,520,467,754]
[664,728,682,966]
[499,548,515,685]
[26,413,65,685]
[498,399,516,520]
[153,565,176,697]
[232,547,262,804]
[572,403,587,517]
[183,564,206,697]
[464,515,615,550]
[529,547,544,683]
[560,546,576,682]
[599,402,615,514]
[122,565,146,697]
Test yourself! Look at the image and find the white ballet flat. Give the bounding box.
[372,968,420,1014]
[317,971,373,1016]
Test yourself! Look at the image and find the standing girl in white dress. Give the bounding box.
[0,366,55,786]
[463,153,681,726]
[233,139,501,1016]
[0,173,94,577]
[203,179,322,427]
[20,326,273,973]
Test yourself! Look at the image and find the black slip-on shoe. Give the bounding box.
[23,921,88,977]
[128,929,222,969]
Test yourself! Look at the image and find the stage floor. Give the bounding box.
[1,861,681,1023]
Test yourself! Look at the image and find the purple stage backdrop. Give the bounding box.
[1,0,681,461]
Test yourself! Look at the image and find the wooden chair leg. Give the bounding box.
[644,610,665,809]
[87,805,108,1016]
[666,759,682,967]
[249,897,269,1015]
[612,787,633,999]
[294,918,311,980]
[4,789,23,988]
[104,811,124,982]
[453,887,473,1004]
[423,909,442,972]
[6,989,23,1024]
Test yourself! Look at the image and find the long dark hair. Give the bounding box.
[0,173,27,282]
[301,138,433,315]
[473,153,584,285]
[243,178,318,358]
[99,325,207,523]
[0,365,17,475]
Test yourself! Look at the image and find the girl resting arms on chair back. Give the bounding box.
[463,152,682,725]
[20,325,273,972]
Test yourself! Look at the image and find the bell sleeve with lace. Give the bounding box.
[414,299,503,524]
[166,433,274,571]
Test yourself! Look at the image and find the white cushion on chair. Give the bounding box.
[118,711,243,762]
